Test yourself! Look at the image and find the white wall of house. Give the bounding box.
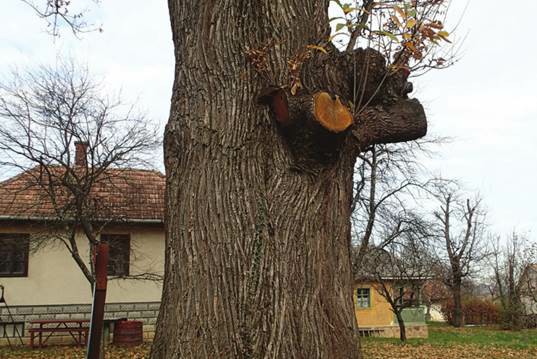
[0,224,164,306]
[522,296,537,315]
[520,268,537,315]
[427,304,445,322]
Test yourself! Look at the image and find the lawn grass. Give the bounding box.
[429,322,537,349]
[361,323,537,358]
[363,322,537,349]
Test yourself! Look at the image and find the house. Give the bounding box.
[0,143,165,344]
[519,264,537,315]
[353,247,429,338]
[353,280,428,338]
[421,279,449,322]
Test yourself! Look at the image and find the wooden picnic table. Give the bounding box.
[28,319,89,348]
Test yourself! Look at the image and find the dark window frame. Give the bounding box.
[100,233,131,277]
[356,287,371,309]
[0,233,29,277]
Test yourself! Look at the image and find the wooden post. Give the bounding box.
[86,243,109,359]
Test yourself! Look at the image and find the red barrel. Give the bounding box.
[113,320,143,346]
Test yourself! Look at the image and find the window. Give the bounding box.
[0,233,29,277]
[356,288,371,308]
[101,234,130,277]
[0,322,24,339]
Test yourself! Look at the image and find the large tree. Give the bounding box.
[149,1,450,357]
[20,0,453,357]
[431,184,488,328]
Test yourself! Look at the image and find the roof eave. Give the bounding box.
[0,215,164,225]
[354,275,433,282]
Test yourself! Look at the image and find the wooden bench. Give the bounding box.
[28,319,89,348]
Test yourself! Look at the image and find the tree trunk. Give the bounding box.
[452,282,464,327]
[152,1,427,358]
[395,311,407,342]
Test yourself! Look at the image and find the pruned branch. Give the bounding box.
[313,92,354,132]
[351,98,427,150]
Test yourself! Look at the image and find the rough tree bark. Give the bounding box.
[152,1,427,358]
[395,311,407,342]
[452,279,464,327]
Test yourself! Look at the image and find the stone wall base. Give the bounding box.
[359,324,428,339]
[0,302,159,347]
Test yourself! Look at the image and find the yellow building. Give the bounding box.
[353,280,428,338]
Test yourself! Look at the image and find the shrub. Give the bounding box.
[499,302,525,330]
[464,299,500,325]
[441,298,500,326]
[523,314,537,329]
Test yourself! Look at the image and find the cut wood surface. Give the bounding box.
[312,92,353,133]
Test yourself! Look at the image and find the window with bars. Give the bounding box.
[0,233,29,277]
[100,234,130,277]
[356,288,371,308]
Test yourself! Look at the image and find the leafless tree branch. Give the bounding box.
[0,60,162,289]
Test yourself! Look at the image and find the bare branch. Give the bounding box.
[0,60,162,287]
[20,0,102,37]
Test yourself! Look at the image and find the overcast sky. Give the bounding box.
[1,0,535,239]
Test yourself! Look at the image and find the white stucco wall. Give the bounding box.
[522,296,537,315]
[0,224,164,306]
[427,304,445,322]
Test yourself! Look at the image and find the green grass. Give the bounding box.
[362,322,537,350]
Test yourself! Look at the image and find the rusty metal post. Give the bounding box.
[86,243,109,359]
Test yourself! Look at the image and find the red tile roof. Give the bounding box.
[0,166,165,223]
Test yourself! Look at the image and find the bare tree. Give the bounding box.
[350,139,438,341]
[350,134,447,340]
[351,138,444,264]
[358,219,433,341]
[431,183,488,327]
[0,61,161,287]
[490,232,537,329]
